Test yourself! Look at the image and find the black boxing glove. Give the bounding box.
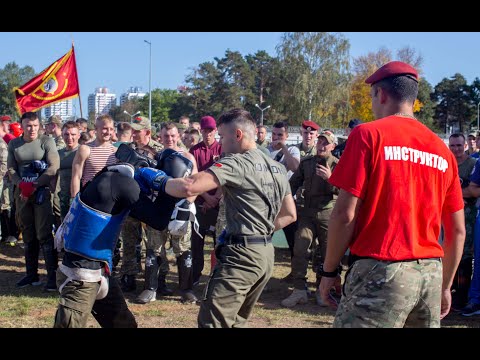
[115,143,157,169]
[155,149,193,178]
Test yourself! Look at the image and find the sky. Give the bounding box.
[0,32,478,118]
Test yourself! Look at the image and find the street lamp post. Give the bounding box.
[123,110,141,123]
[255,104,271,126]
[144,40,152,122]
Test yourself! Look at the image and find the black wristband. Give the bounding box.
[318,263,339,278]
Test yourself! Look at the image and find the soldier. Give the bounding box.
[8,112,60,291]
[45,115,66,229]
[255,125,269,148]
[119,116,166,293]
[448,133,476,311]
[282,120,320,262]
[320,61,465,327]
[44,115,66,151]
[57,121,81,220]
[281,130,339,308]
[135,122,198,304]
[152,108,297,327]
[332,119,362,159]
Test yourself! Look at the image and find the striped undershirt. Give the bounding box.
[81,143,117,186]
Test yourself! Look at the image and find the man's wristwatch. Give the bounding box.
[318,263,339,278]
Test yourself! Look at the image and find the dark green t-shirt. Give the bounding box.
[58,146,78,195]
[208,148,291,236]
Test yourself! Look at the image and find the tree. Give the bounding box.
[350,46,426,124]
[416,78,437,131]
[275,32,350,126]
[433,74,473,133]
[138,88,179,124]
[0,62,36,119]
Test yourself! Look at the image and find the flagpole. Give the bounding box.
[71,40,84,119]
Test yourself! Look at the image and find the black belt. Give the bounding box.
[349,254,441,266]
[226,234,272,245]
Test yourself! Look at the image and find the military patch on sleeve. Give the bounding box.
[214,163,222,168]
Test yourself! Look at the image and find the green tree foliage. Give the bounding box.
[181,62,222,119]
[416,78,438,131]
[138,89,179,124]
[213,50,255,111]
[275,32,350,126]
[0,62,35,119]
[433,74,473,133]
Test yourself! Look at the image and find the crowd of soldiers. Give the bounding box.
[0,61,473,328]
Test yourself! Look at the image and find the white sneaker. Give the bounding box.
[281,289,308,308]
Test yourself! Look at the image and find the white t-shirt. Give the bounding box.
[269,145,301,179]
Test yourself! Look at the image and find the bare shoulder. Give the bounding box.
[77,144,91,159]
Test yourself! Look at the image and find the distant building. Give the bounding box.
[120,86,146,105]
[44,100,73,122]
[88,87,117,117]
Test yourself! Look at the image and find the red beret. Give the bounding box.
[365,61,419,85]
[301,120,319,131]
[0,115,12,122]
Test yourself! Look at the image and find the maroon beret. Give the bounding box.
[365,61,419,85]
[0,115,12,122]
[301,120,319,131]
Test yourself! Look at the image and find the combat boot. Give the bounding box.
[281,289,308,308]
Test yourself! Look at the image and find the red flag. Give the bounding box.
[14,46,80,114]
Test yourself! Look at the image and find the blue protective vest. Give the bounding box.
[63,195,130,271]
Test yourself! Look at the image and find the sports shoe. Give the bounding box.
[461,302,480,317]
[181,290,198,304]
[135,289,157,304]
[6,236,17,246]
[281,289,308,308]
[16,275,42,288]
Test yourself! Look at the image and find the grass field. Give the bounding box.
[0,237,478,328]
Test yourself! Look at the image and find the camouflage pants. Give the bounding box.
[59,191,73,221]
[145,223,192,271]
[1,176,13,211]
[120,216,143,276]
[334,258,442,328]
[291,208,332,289]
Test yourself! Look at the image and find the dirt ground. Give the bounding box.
[0,239,478,328]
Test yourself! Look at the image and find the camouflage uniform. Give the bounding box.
[215,197,226,244]
[288,154,338,290]
[120,140,163,278]
[282,143,316,257]
[256,138,270,148]
[334,258,442,328]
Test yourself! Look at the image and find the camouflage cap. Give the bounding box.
[318,130,337,145]
[131,116,151,131]
[87,123,96,131]
[176,122,188,130]
[45,115,63,126]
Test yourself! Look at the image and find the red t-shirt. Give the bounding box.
[329,115,464,260]
[190,140,222,201]
[3,133,15,144]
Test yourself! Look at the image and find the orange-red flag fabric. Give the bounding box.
[14,46,80,114]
